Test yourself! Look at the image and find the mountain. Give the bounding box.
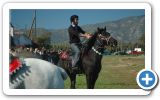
[18,15,145,44]
[49,29,69,43]
[49,15,145,44]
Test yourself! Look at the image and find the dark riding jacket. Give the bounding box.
[68,25,85,44]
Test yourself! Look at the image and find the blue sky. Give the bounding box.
[10,9,144,29]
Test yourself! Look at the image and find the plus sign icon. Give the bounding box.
[136,69,158,90]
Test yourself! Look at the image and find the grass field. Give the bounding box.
[64,55,145,89]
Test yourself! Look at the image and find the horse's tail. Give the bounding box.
[58,67,68,80]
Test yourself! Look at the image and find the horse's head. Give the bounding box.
[83,27,118,55]
[97,26,117,47]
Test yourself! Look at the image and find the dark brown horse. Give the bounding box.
[58,27,117,89]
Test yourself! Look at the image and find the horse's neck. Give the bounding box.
[93,39,105,53]
[90,46,103,62]
[82,42,103,57]
[84,32,98,53]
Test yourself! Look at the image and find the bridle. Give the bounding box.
[97,34,112,46]
[92,33,112,55]
[105,36,112,45]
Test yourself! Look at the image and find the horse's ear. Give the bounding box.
[104,26,106,31]
[97,27,100,31]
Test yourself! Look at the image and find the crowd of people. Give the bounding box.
[10,46,67,65]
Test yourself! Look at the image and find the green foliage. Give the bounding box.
[116,33,145,52]
[32,32,51,46]
[52,42,70,51]
[138,33,145,51]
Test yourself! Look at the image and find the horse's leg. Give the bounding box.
[91,74,98,89]
[86,74,91,89]
[69,73,76,89]
[86,73,98,89]
[86,74,94,89]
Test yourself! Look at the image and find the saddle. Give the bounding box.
[59,44,86,74]
[59,43,85,61]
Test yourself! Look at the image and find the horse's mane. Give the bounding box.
[83,31,98,55]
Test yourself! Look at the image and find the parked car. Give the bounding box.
[128,51,144,55]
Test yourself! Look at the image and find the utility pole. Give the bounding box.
[35,10,37,37]
[28,10,37,40]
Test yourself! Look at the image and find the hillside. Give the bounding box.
[49,15,145,43]
[18,15,145,44]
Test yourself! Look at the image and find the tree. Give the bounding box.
[34,32,52,47]
[138,33,145,51]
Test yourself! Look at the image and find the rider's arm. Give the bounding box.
[80,33,92,39]
[77,26,92,39]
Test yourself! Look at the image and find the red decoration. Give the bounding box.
[10,58,22,74]
[60,51,69,60]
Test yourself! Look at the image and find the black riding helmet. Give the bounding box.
[70,15,78,22]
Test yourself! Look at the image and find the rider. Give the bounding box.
[68,15,91,69]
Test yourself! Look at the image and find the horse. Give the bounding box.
[9,57,68,89]
[58,27,117,89]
